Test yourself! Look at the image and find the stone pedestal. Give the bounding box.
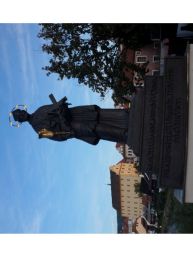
[127,56,188,189]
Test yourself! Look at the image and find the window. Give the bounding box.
[152,70,160,76]
[136,51,141,55]
[154,41,160,49]
[136,56,148,63]
[153,55,160,63]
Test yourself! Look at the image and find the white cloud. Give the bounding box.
[12,24,38,103]
[84,88,92,104]
[0,39,14,104]
[3,136,55,233]
[49,79,74,105]
[24,212,43,233]
[100,90,114,108]
[86,186,116,233]
[97,142,120,167]
[14,206,43,233]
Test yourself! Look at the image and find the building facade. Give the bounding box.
[133,216,147,234]
[133,41,161,87]
[120,41,161,87]
[115,143,138,164]
[110,161,143,221]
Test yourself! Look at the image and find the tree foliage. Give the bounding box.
[170,197,193,233]
[38,24,151,98]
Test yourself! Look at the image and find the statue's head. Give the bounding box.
[12,109,30,123]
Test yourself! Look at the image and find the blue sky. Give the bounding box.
[0,24,122,233]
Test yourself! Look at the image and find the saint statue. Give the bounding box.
[10,94,129,145]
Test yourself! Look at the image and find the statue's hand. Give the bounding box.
[38,128,54,138]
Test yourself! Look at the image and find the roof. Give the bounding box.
[117,159,126,165]
[110,171,121,211]
[115,143,123,148]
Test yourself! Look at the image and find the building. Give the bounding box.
[110,161,143,221]
[117,212,129,233]
[115,143,138,164]
[115,102,130,109]
[132,216,147,234]
[133,41,161,87]
[135,41,160,75]
[119,41,161,89]
[113,41,161,109]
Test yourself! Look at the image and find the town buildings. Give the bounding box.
[133,216,147,234]
[136,41,160,73]
[111,39,162,233]
[119,40,161,92]
[109,161,143,222]
[115,143,138,164]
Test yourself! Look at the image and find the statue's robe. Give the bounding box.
[28,97,129,145]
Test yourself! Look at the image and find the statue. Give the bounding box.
[10,94,129,145]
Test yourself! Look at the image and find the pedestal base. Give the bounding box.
[127,56,188,189]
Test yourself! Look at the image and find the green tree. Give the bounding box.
[91,24,156,48]
[38,24,150,98]
[171,198,193,233]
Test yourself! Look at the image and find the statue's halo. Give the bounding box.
[9,104,28,127]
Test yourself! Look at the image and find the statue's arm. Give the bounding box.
[47,135,69,141]
[38,129,74,142]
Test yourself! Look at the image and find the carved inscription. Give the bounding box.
[160,57,188,188]
[140,76,163,174]
[146,81,157,170]
[140,57,188,188]
[173,98,183,143]
[162,69,174,177]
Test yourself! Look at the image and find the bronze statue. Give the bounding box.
[10,94,129,145]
